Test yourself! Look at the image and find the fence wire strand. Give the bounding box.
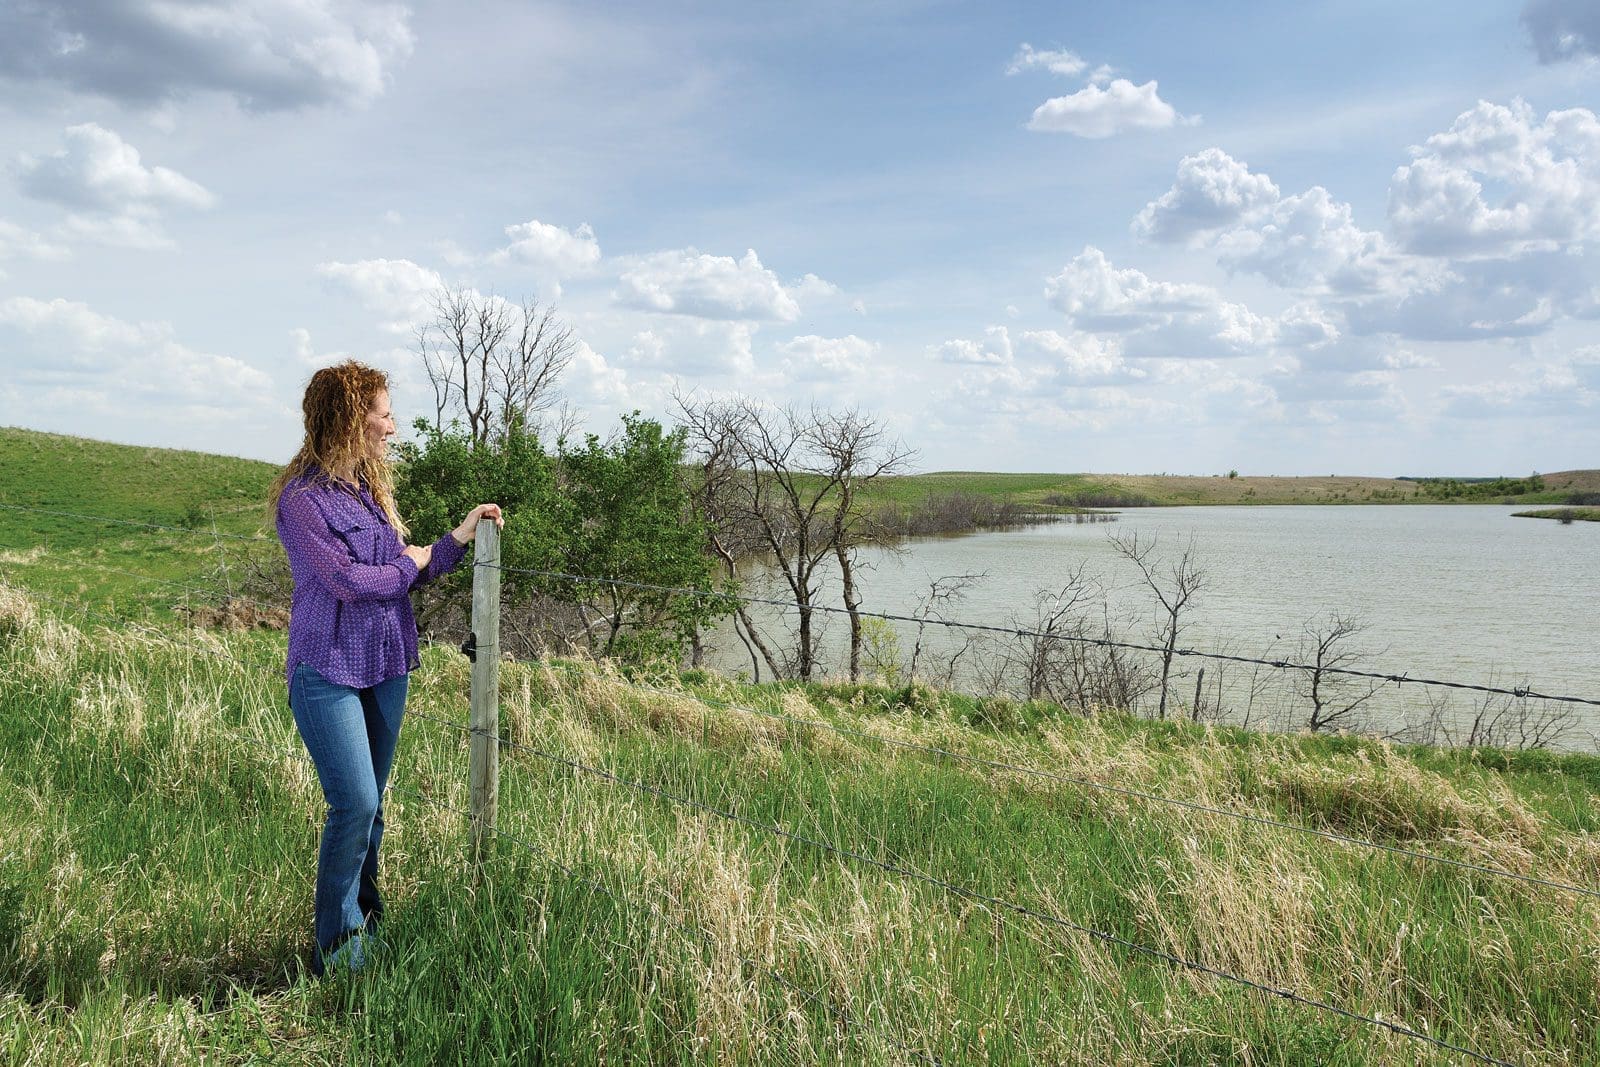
[8,590,936,1065]
[416,710,1516,1067]
[505,660,1600,903]
[1,497,1589,1065]
[479,561,1600,708]
[4,497,1593,708]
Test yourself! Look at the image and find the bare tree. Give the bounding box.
[905,573,984,686]
[677,398,786,682]
[416,285,575,445]
[1109,532,1205,719]
[676,395,913,681]
[809,408,916,681]
[1012,565,1097,707]
[1403,682,1576,750]
[1295,612,1381,733]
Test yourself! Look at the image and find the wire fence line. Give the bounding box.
[7,586,1532,1063]
[6,591,942,1065]
[5,505,1598,898]
[478,561,1600,710]
[0,501,1587,1062]
[512,659,1600,903]
[404,706,1517,1067]
[4,498,1597,709]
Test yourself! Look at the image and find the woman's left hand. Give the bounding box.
[452,503,505,544]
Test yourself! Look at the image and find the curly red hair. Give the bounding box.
[268,361,407,536]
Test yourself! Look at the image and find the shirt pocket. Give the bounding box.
[331,514,383,565]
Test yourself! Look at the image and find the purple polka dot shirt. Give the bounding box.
[276,473,467,690]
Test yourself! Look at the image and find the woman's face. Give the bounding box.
[364,389,396,462]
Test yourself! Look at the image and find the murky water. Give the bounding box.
[711,506,1600,747]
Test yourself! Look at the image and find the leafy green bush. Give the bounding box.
[396,414,727,662]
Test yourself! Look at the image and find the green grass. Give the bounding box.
[0,427,276,541]
[0,427,280,620]
[2,427,1598,1061]
[1,588,1597,1065]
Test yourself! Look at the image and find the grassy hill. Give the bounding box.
[0,426,1597,1063]
[0,426,276,540]
[0,427,279,619]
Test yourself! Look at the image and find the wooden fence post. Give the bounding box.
[469,518,501,872]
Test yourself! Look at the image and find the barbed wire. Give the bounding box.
[7,589,943,1064]
[4,496,1594,709]
[0,579,1547,1063]
[11,540,1596,904]
[0,501,276,542]
[499,658,1600,903]
[415,711,1516,1067]
[479,561,1600,709]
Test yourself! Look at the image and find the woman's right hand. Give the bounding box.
[402,543,433,571]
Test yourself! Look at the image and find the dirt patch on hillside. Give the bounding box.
[1542,469,1600,493]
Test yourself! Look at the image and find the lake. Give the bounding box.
[711,506,1600,748]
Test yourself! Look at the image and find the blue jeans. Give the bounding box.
[289,663,408,975]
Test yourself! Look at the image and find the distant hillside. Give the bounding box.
[0,426,276,541]
[3,426,1594,533]
[868,470,1600,508]
[0,427,279,613]
[1543,469,1600,494]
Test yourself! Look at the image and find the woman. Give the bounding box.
[268,360,502,976]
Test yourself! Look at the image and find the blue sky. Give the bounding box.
[2,0,1598,475]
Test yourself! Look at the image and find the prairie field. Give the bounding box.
[2,582,1599,1064]
[3,425,1599,1063]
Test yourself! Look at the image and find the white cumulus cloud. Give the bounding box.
[1133,148,1280,244]
[1047,246,1214,325]
[17,124,214,250]
[1219,187,1420,296]
[1005,44,1087,78]
[931,325,1014,366]
[615,248,813,322]
[489,219,602,277]
[1017,329,1136,382]
[1138,148,1424,297]
[778,334,878,378]
[1046,247,1275,360]
[18,124,213,213]
[563,340,631,409]
[0,296,272,420]
[1026,79,1187,138]
[316,257,445,334]
[1388,99,1600,257]
[1442,347,1600,417]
